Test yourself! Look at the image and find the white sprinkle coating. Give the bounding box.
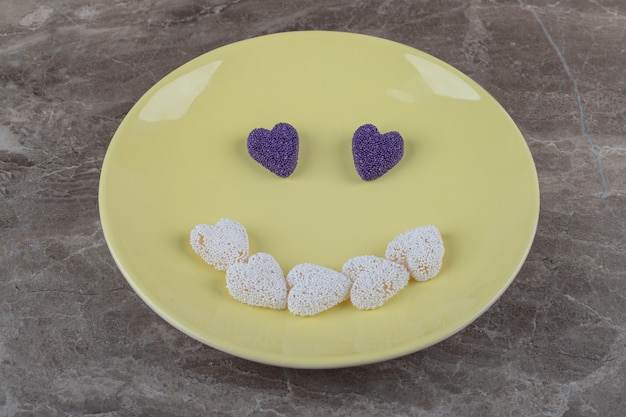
[342,255,410,310]
[190,218,249,271]
[191,218,446,315]
[385,225,444,281]
[225,252,287,309]
[286,264,352,317]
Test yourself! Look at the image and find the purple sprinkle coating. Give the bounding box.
[352,124,404,181]
[247,122,299,177]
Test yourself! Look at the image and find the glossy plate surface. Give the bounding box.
[99,31,539,368]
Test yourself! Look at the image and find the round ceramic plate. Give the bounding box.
[99,31,539,368]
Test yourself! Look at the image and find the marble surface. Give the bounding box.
[1,0,625,415]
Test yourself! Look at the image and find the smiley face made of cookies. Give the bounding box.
[190,123,445,316]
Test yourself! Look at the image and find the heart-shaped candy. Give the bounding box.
[225,252,288,309]
[190,218,249,271]
[342,255,409,310]
[352,124,404,181]
[247,122,299,177]
[286,264,352,316]
[385,225,444,281]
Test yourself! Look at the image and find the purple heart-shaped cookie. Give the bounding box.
[247,122,299,177]
[352,124,404,181]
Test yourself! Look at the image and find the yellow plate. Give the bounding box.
[99,31,539,368]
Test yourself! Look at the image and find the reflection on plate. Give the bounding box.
[99,31,539,368]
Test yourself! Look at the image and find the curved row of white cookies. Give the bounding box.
[190,218,445,316]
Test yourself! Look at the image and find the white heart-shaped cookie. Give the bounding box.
[342,255,409,310]
[225,252,287,309]
[190,218,249,271]
[385,225,444,281]
[286,264,352,317]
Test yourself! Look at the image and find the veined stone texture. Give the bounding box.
[1,1,625,416]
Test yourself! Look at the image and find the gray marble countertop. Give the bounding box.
[1,1,625,416]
